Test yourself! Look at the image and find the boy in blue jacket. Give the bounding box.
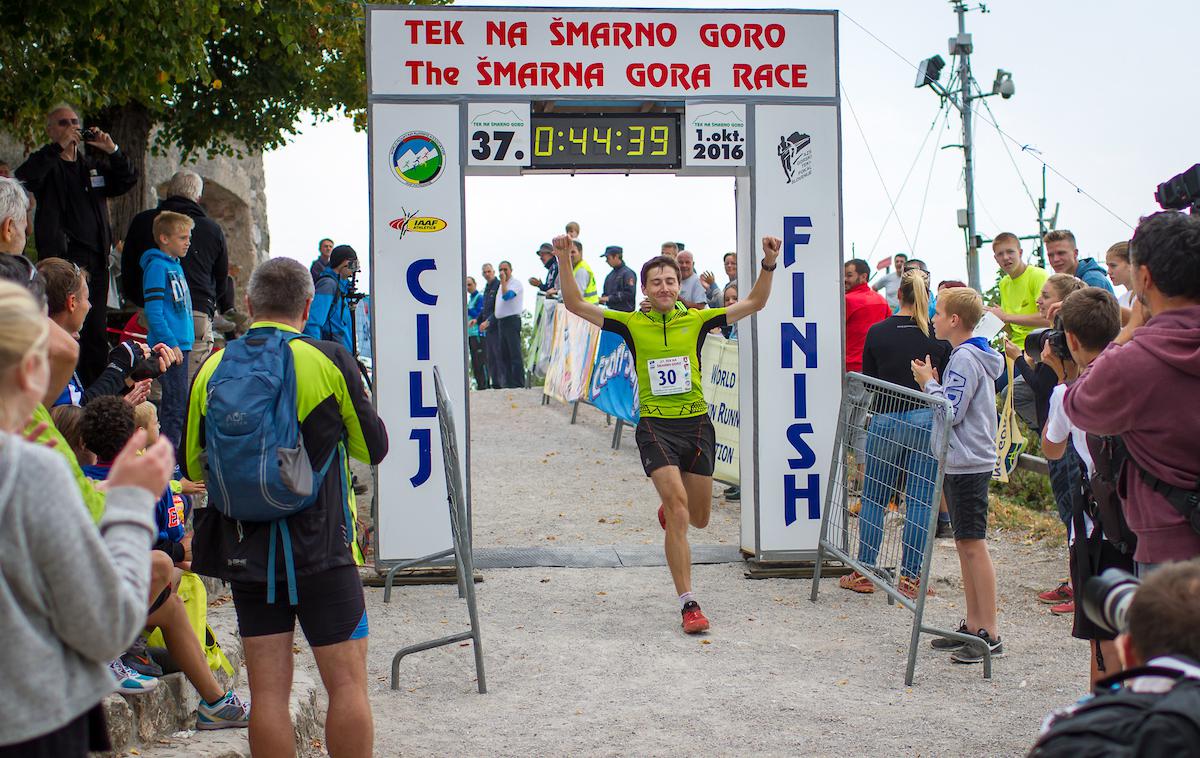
[304,244,357,353]
[141,211,195,448]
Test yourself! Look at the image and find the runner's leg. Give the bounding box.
[650,465,692,595]
[680,472,713,529]
[242,632,296,758]
[311,637,373,758]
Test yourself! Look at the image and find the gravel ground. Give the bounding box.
[341,388,1089,757]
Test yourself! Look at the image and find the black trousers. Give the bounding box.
[58,245,109,385]
[484,327,505,388]
[468,335,489,389]
[497,314,524,389]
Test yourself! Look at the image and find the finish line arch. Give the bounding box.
[365,5,844,567]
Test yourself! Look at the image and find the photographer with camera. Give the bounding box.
[304,244,358,354]
[1064,211,1200,571]
[1029,559,1200,757]
[1039,287,1137,686]
[15,104,138,386]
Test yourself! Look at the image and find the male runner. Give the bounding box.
[553,234,781,633]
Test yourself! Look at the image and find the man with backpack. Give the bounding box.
[304,244,359,355]
[183,257,388,758]
[1029,559,1200,757]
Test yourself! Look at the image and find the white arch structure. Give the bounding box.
[366,5,845,566]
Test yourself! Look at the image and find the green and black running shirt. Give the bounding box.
[602,307,728,418]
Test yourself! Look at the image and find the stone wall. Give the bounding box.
[0,129,268,306]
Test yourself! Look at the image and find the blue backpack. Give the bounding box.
[203,327,337,604]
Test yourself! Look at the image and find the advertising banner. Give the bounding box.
[542,306,601,403]
[751,103,843,557]
[369,102,463,562]
[370,8,836,100]
[588,330,639,425]
[702,335,740,485]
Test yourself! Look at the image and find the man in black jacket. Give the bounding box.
[16,104,138,384]
[478,262,504,388]
[599,245,637,312]
[123,169,229,382]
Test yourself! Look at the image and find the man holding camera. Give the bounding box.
[304,244,358,354]
[1064,211,1200,571]
[1030,560,1200,757]
[16,104,138,385]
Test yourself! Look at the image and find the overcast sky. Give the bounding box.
[264,0,1199,311]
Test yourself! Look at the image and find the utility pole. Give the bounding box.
[915,2,1014,293]
[954,1,980,291]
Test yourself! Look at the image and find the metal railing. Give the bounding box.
[810,372,995,684]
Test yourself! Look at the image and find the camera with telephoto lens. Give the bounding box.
[129,356,165,382]
[1082,568,1140,636]
[1024,319,1071,362]
[1155,164,1199,214]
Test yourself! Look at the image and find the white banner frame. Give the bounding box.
[367,5,843,565]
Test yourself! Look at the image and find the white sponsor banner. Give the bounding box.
[370,102,464,562]
[467,103,531,167]
[685,103,748,167]
[752,104,842,556]
[369,8,835,99]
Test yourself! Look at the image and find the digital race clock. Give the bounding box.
[529,113,681,170]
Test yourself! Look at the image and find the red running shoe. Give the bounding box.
[1038,582,1073,605]
[658,504,666,530]
[1050,599,1075,616]
[681,601,710,634]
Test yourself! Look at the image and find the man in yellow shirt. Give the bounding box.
[986,232,1050,348]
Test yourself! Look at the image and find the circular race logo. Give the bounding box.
[390,131,445,187]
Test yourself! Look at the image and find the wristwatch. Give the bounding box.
[761,261,778,272]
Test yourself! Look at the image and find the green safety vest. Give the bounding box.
[574,260,600,303]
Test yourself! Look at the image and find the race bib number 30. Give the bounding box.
[647,355,691,396]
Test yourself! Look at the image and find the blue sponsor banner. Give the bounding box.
[588,330,639,425]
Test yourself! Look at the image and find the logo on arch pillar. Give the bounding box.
[389,209,447,239]
[390,131,445,187]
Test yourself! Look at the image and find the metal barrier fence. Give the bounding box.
[385,366,487,693]
[810,372,995,684]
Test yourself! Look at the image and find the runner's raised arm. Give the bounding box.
[553,234,605,327]
[725,236,782,324]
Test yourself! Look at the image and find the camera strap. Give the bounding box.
[1136,465,1200,536]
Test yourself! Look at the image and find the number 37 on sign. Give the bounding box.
[685,103,747,167]
[467,102,532,167]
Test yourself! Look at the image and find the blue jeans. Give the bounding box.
[1047,446,1081,527]
[856,408,938,579]
[157,349,190,449]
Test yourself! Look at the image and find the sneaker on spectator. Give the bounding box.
[723,485,740,502]
[108,659,158,694]
[120,635,163,678]
[935,519,954,539]
[1038,581,1073,605]
[930,620,970,650]
[951,629,1004,664]
[351,474,369,496]
[897,575,934,600]
[1050,599,1075,616]
[838,570,875,594]
[196,689,251,730]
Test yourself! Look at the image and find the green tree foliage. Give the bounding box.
[0,0,447,157]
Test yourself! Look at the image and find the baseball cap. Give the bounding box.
[604,245,623,257]
[329,244,358,270]
[536,242,553,255]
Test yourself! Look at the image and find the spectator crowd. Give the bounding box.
[465,220,739,390]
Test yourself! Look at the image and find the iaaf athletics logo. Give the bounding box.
[390,131,444,187]
[388,208,447,239]
[777,131,812,184]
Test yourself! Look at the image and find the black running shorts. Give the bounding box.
[634,414,716,477]
[230,564,367,647]
[943,472,991,540]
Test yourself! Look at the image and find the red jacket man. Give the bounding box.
[844,259,891,373]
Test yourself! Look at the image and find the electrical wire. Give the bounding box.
[840,9,1134,231]
[972,81,1041,219]
[911,105,953,252]
[841,82,917,258]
